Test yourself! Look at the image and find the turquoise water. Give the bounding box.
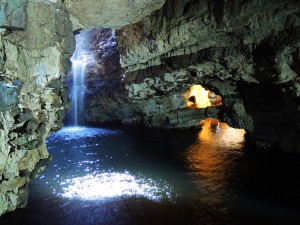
[2,122,300,225]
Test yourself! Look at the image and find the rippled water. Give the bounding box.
[2,121,300,225]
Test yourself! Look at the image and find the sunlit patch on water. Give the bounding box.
[44,126,175,203]
[49,126,121,140]
[59,171,174,202]
[46,126,121,147]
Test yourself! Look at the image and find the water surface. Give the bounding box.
[2,121,300,225]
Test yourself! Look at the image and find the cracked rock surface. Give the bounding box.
[0,0,74,216]
[0,0,300,218]
[85,0,300,152]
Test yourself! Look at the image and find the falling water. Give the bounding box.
[70,32,92,126]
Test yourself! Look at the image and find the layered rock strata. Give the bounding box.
[0,0,300,218]
[0,0,74,216]
[110,0,300,152]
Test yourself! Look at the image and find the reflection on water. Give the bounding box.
[198,118,246,149]
[2,124,300,225]
[185,119,246,204]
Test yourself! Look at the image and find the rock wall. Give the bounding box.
[64,0,166,30]
[83,29,135,124]
[0,0,173,216]
[0,0,299,218]
[109,0,300,152]
[0,0,74,216]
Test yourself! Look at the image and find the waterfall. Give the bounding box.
[71,60,87,126]
[69,32,91,126]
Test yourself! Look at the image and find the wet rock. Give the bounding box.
[0,0,27,30]
[0,0,300,218]
[0,0,74,216]
[0,152,6,175]
[0,80,22,111]
[37,123,47,136]
[105,0,300,152]
[25,118,38,134]
[0,177,27,193]
[15,109,33,123]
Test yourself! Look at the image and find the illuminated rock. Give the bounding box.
[0,0,300,218]
[64,0,166,29]
[113,0,300,151]
[0,0,74,216]
[185,85,222,109]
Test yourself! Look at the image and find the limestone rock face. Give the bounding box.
[107,0,300,152]
[83,29,135,123]
[0,0,74,216]
[64,0,166,30]
[0,0,299,218]
[0,0,28,30]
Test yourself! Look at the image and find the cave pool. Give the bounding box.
[2,121,300,225]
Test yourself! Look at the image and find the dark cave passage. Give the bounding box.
[238,82,299,151]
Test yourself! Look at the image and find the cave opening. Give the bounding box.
[184,85,243,141]
[185,84,223,108]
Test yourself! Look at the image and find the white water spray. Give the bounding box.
[70,32,92,126]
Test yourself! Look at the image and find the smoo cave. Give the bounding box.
[0,0,300,224]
